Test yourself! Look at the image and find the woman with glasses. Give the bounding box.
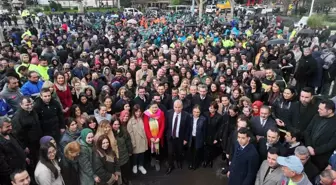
[34,143,64,185]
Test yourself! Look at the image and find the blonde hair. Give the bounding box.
[64,141,81,160]
[42,80,54,89]
[94,120,119,158]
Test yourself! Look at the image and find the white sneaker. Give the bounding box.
[138,166,147,174]
[132,165,138,174]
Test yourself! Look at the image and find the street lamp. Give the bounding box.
[309,0,315,16]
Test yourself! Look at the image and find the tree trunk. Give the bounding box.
[198,0,203,20]
[78,1,84,13]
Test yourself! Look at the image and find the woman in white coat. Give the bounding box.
[34,143,64,185]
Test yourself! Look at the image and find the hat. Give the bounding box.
[39,136,54,145]
[277,156,303,174]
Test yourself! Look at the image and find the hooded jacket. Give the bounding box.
[0,83,23,111]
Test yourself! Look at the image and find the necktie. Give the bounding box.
[261,119,266,127]
[173,114,178,138]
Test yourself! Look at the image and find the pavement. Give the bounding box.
[131,157,228,185]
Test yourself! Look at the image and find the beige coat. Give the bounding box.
[135,69,153,85]
[127,117,148,154]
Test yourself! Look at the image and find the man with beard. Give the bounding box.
[178,88,192,113]
[255,147,283,185]
[0,117,28,185]
[295,48,318,93]
[34,88,65,142]
[304,100,336,171]
[290,87,318,132]
[0,76,23,111]
[11,96,42,167]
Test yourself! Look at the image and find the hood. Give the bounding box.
[51,56,60,63]
[80,85,97,99]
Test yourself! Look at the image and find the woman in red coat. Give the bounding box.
[143,101,165,171]
[54,72,73,117]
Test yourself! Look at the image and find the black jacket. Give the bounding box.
[34,97,65,140]
[271,98,297,128]
[11,108,42,148]
[257,138,287,162]
[295,54,318,86]
[192,95,212,115]
[60,156,80,185]
[304,114,336,170]
[133,96,150,112]
[0,134,26,185]
[92,151,120,185]
[204,112,223,145]
[290,100,318,132]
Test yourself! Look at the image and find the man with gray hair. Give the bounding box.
[0,117,28,185]
[295,146,320,183]
[165,99,191,174]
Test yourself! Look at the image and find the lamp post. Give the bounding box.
[309,0,315,16]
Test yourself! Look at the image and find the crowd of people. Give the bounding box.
[1,8,336,185]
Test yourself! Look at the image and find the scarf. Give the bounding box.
[55,82,67,92]
[144,108,162,154]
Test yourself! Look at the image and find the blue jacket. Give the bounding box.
[0,99,13,117]
[20,80,43,97]
[188,116,207,149]
[72,67,89,79]
[229,142,260,185]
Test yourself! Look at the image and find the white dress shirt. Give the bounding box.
[260,117,267,127]
[172,112,181,138]
[192,117,199,137]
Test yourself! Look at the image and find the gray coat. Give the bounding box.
[255,160,282,185]
[77,138,97,185]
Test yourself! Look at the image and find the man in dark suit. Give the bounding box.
[289,87,318,132]
[257,127,287,162]
[165,100,191,174]
[133,86,150,111]
[192,84,212,114]
[157,83,172,110]
[304,100,336,171]
[250,106,276,141]
[178,88,192,113]
[227,128,259,185]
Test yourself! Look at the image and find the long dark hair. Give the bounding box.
[96,134,115,159]
[39,143,59,179]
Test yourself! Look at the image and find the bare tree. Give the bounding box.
[229,0,235,18]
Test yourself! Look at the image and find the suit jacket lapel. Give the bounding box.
[264,167,282,183]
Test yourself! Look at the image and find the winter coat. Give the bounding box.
[77,138,96,185]
[60,156,80,185]
[295,54,318,87]
[0,83,23,111]
[0,134,26,184]
[72,67,89,79]
[34,161,64,185]
[20,80,43,97]
[127,117,148,154]
[113,128,133,166]
[59,130,80,153]
[34,97,65,141]
[11,108,42,149]
[54,85,72,117]
[92,151,121,185]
